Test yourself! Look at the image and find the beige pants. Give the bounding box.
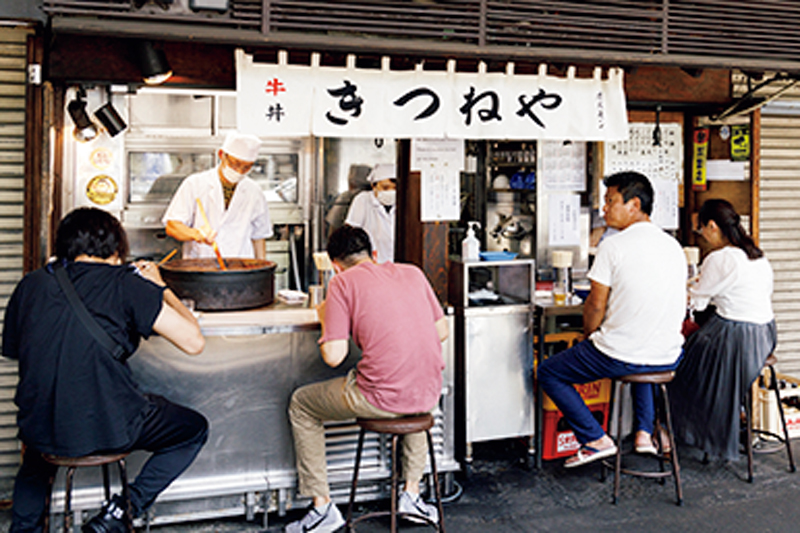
[289,368,429,499]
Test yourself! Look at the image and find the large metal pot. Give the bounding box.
[159,258,276,311]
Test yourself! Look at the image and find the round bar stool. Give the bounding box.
[345,413,445,532]
[42,452,133,533]
[743,354,796,482]
[605,371,683,506]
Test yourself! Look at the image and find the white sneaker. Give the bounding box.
[284,502,345,533]
[398,490,439,524]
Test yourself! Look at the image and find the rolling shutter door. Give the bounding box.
[0,25,31,498]
[735,72,800,375]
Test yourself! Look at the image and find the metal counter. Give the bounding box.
[48,306,457,529]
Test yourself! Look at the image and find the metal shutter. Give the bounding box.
[0,25,31,498]
[734,72,800,375]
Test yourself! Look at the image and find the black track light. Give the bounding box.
[67,89,98,143]
[136,41,173,85]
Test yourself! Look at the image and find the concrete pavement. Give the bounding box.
[3,437,800,532]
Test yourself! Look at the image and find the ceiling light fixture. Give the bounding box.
[136,40,173,85]
[93,87,127,137]
[67,88,98,143]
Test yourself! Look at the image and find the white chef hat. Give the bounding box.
[221,131,261,162]
[367,163,396,184]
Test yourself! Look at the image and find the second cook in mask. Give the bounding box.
[162,131,273,260]
[344,163,396,263]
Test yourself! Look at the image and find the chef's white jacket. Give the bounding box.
[162,168,273,259]
[345,190,395,263]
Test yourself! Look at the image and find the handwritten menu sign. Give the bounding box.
[603,122,683,229]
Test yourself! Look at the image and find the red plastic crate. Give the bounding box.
[541,403,610,460]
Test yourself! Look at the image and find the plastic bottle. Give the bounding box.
[462,221,481,262]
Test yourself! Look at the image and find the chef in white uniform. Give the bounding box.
[344,163,396,263]
[163,131,273,259]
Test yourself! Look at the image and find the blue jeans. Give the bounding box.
[538,340,680,445]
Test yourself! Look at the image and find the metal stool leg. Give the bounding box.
[117,459,134,533]
[600,381,618,484]
[613,382,625,505]
[101,463,111,502]
[346,428,366,530]
[768,365,796,473]
[390,435,399,533]
[425,429,446,533]
[63,467,76,533]
[659,384,682,505]
[745,386,755,483]
[43,470,55,533]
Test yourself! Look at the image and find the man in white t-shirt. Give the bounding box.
[539,171,686,468]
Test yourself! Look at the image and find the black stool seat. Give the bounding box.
[42,452,133,533]
[346,413,445,532]
[604,371,683,506]
[43,452,130,468]
[617,371,675,384]
[357,414,434,435]
[743,354,796,482]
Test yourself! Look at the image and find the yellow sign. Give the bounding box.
[692,128,709,191]
[86,174,118,205]
[731,125,750,161]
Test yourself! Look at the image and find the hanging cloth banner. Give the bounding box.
[236,50,629,141]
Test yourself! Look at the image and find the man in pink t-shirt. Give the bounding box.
[286,225,448,533]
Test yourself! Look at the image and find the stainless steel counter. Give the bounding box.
[48,305,457,529]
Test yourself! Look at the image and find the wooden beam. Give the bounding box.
[751,108,761,245]
[24,30,43,273]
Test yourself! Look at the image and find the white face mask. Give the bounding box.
[376,189,396,207]
[221,165,247,185]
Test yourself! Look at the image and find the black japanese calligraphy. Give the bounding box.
[393,87,440,121]
[266,103,285,122]
[459,86,501,126]
[516,89,563,128]
[325,80,364,126]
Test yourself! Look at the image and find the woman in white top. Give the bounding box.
[670,199,777,460]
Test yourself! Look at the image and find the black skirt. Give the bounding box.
[669,313,777,461]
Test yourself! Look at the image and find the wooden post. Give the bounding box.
[395,140,449,305]
[750,108,761,245]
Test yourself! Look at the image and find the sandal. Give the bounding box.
[634,431,658,455]
[635,430,672,455]
[564,443,617,468]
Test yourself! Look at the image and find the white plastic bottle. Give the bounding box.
[462,221,481,262]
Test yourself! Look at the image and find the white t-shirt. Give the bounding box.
[345,190,395,263]
[588,221,687,365]
[162,168,273,259]
[689,246,773,324]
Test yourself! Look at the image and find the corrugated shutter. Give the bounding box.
[0,25,30,498]
[734,72,800,376]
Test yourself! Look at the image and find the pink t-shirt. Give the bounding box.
[320,261,445,414]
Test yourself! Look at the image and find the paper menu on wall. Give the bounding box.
[420,166,460,222]
[541,140,587,191]
[603,122,683,229]
[604,123,682,182]
[549,194,581,246]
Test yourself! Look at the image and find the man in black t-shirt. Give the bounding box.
[3,208,209,533]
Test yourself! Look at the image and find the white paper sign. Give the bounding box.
[651,178,679,230]
[421,166,460,222]
[411,138,464,171]
[549,194,581,246]
[237,50,629,140]
[707,159,746,181]
[540,140,587,191]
